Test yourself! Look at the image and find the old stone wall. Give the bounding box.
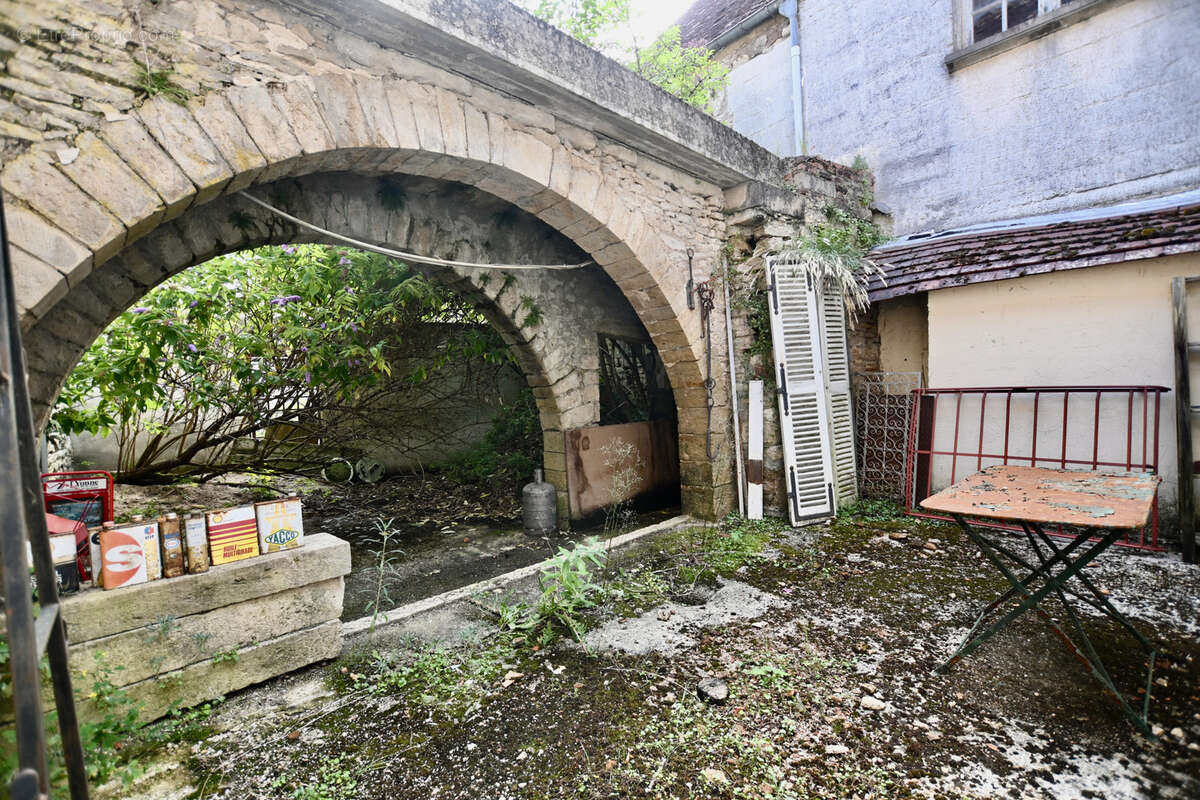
[0,0,744,518]
[723,157,878,515]
[0,0,878,522]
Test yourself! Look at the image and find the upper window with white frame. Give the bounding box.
[968,0,1079,44]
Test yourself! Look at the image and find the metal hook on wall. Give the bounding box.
[685,248,695,311]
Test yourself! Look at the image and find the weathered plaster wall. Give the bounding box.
[712,19,794,157]
[710,0,1200,235]
[878,295,928,380]
[926,252,1200,532]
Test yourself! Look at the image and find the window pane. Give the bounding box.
[1008,0,1039,27]
[973,0,999,9]
[973,7,1003,39]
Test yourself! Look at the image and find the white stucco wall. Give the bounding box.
[716,37,796,157]
[713,0,1200,235]
[924,253,1200,527]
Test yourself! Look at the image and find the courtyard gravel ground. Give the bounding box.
[103,509,1199,799]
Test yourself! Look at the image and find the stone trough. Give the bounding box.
[62,533,350,722]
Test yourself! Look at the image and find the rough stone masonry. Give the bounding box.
[0,0,875,520]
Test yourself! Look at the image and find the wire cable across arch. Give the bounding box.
[237,191,594,272]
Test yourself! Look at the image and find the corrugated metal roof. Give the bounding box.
[677,0,776,48]
[869,190,1200,301]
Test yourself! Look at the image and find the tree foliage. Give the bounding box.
[531,0,631,47]
[526,1,728,112]
[629,25,729,114]
[54,245,516,482]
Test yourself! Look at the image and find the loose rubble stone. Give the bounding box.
[700,768,730,786]
[697,676,729,704]
[824,744,850,755]
[860,695,886,711]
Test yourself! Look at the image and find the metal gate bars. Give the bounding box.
[1,199,90,798]
[903,385,1168,550]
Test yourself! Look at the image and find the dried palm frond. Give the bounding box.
[770,247,885,321]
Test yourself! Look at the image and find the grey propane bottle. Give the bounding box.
[522,468,557,535]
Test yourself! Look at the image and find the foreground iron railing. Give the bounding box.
[1,199,90,797]
[903,385,1169,551]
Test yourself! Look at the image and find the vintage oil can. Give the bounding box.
[158,512,186,578]
[255,497,305,554]
[130,516,162,580]
[50,530,80,594]
[100,521,152,590]
[207,505,260,565]
[184,513,210,574]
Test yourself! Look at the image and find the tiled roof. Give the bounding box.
[676,0,776,48]
[868,192,1200,301]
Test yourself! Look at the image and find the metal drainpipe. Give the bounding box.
[778,0,806,156]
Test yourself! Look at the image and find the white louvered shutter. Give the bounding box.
[768,257,835,524]
[820,283,859,508]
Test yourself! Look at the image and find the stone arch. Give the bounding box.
[22,171,659,515]
[6,73,718,516]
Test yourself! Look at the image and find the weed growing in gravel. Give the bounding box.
[348,641,517,716]
[486,537,610,646]
[365,516,406,637]
[582,638,879,799]
[273,754,358,800]
[842,498,906,522]
[607,565,673,618]
[533,536,608,641]
[604,515,782,618]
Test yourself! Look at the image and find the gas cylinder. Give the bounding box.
[522,468,557,536]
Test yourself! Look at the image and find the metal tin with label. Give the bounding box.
[139,519,162,580]
[158,513,186,578]
[184,514,210,573]
[255,497,305,554]
[50,531,80,593]
[207,505,260,565]
[100,522,151,590]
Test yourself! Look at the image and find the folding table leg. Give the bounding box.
[1021,524,1157,735]
[1024,523,1153,651]
[940,515,1157,736]
[937,516,1123,672]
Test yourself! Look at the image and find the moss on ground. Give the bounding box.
[118,507,1200,800]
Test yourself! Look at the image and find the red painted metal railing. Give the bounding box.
[904,386,1169,550]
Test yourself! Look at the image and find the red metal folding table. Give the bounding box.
[921,465,1160,736]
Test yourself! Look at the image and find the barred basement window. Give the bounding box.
[968,0,1079,44]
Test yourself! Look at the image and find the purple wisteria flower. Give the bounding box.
[349,322,358,332]
[304,371,312,384]
[131,307,150,314]
[269,295,303,306]
[189,299,199,308]
[338,256,350,266]
[281,245,296,254]
[345,287,354,295]
[187,344,198,353]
